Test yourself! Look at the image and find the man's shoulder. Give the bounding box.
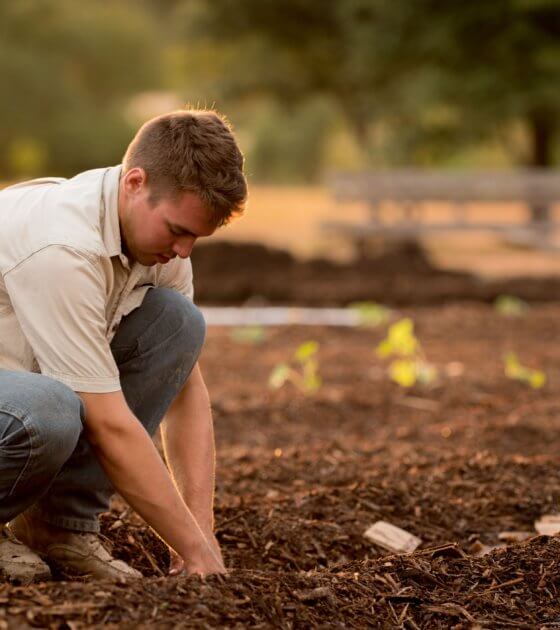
[0,168,113,273]
[2,176,68,192]
[1,167,109,196]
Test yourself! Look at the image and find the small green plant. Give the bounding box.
[268,340,322,394]
[504,352,546,389]
[376,318,437,387]
[348,301,392,327]
[230,325,266,345]
[494,295,529,317]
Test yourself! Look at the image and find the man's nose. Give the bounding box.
[172,237,195,259]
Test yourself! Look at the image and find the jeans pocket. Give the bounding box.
[110,340,139,365]
[0,410,32,500]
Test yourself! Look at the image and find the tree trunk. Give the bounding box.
[339,94,374,158]
[348,110,371,156]
[527,111,556,226]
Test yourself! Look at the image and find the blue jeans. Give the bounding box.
[0,288,206,532]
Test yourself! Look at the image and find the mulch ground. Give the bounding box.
[3,302,560,627]
[191,240,560,306]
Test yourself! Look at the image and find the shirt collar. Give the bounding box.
[101,164,132,269]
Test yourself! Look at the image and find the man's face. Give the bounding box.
[119,169,217,266]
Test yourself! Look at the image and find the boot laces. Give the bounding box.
[1,524,21,544]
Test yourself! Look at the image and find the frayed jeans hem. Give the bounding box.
[25,507,100,533]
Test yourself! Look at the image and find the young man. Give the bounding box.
[0,109,247,582]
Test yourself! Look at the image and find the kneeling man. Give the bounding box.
[0,109,247,581]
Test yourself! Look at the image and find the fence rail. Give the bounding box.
[324,169,560,251]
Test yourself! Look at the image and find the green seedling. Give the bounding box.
[230,325,266,345]
[504,352,546,389]
[349,301,392,327]
[376,318,437,387]
[494,295,529,317]
[269,340,322,394]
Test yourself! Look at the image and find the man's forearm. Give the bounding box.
[88,417,208,556]
[160,363,217,532]
[79,389,224,575]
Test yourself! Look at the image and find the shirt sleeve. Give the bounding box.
[3,245,121,393]
[157,257,194,301]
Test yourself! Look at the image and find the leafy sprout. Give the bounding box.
[376,318,437,388]
[269,340,322,394]
[504,352,546,389]
[377,318,418,358]
[494,295,529,317]
[349,301,392,327]
[230,325,266,345]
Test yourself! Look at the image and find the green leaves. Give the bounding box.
[294,340,319,362]
[377,318,437,388]
[0,0,161,176]
[389,359,417,388]
[230,326,266,345]
[494,295,529,317]
[268,341,322,394]
[504,352,546,389]
[377,318,419,359]
[268,363,291,389]
[349,301,392,327]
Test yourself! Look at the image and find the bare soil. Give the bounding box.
[191,240,560,306]
[2,303,560,627]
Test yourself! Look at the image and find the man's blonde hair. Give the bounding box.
[123,109,247,226]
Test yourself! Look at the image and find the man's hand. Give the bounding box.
[169,532,225,576]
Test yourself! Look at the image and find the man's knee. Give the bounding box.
[32,379,83,456]
[179,296,206,357]
[141,288,206,360]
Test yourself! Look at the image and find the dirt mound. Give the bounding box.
[191,240,560,305]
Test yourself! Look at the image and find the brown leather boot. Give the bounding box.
[9,513,142,581]
[0,524,51,584]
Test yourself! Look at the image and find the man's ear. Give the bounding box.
[122,168,147,196]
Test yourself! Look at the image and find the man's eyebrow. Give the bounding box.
[168,221,195,235]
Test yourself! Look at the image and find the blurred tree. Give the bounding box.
[0,0,161,177]
[403,0,560,169]
[160,0,560,175]
[162,0,412,158]
[245,97,334,182]
[146,0,418,179]
[401,0,560,221]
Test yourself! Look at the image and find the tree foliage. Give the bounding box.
[417,0,560,167]
[166,0,560,167]
[3,0,560,180]
[0,0,161,177]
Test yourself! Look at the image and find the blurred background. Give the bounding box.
[2,0,560,288]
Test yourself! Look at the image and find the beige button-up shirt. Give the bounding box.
[0,165,194,393]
